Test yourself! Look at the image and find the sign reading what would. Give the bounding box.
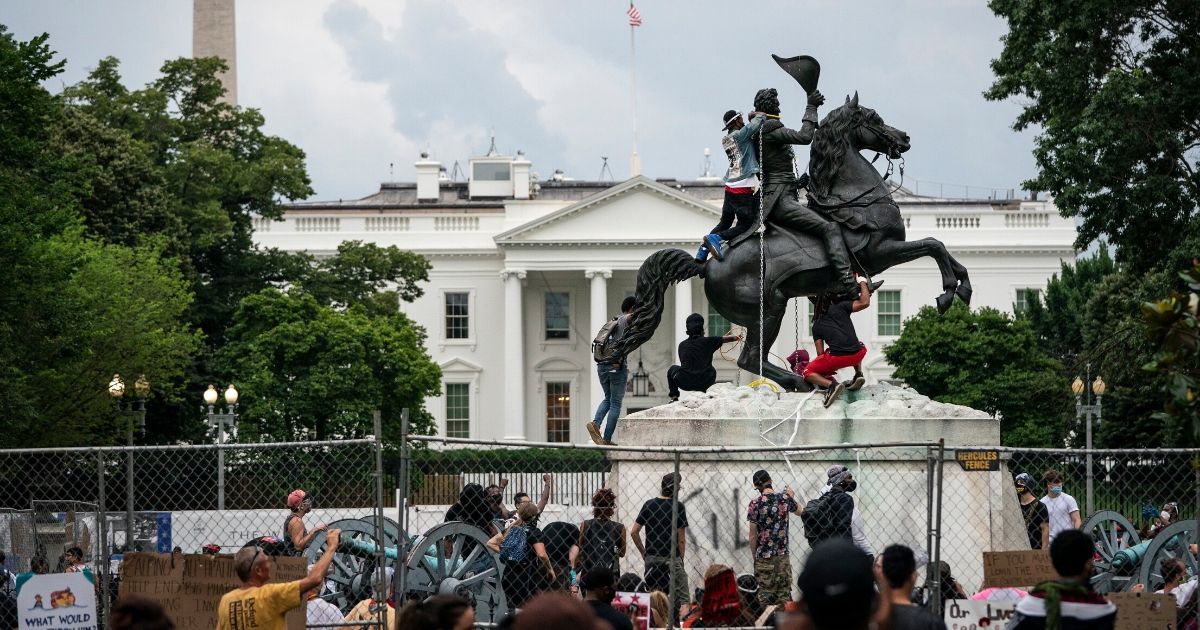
[17,572,97,630]
[955,449,1001,471]
[982,550,1056,588]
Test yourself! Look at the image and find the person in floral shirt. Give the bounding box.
[746,469,800,606]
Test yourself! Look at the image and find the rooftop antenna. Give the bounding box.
[389,162,394,178]
[599,157,614,182]
[487,129,498,156]
[701,148,713,178]
[450,160,465,182]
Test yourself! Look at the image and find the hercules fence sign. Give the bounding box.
[954,449,1000,471]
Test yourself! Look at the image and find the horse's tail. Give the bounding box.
[616,248,704,357]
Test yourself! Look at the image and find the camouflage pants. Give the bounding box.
[754,555,793,606]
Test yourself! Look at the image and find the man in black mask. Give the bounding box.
[802,466,857,550]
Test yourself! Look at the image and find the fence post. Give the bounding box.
[396,408,410,606]
[372,410,386,629]
[669,449,681,627]
[96,451,109,629]
[931,439,945,618]
[126,435,134,552]
[925,445,935,605]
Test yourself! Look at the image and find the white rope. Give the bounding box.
[759,389,819,481]
[757,124,766,381]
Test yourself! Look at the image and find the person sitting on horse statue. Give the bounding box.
[749,87,860,299]
[696,109,764,262]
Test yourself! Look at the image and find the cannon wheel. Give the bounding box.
[1083,510,1140,593]
[305,518,395,613]
[1138,519,1199,591]
[404,521,508,623]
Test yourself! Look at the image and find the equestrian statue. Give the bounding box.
[617,55,972,392]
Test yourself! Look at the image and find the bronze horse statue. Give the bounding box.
[617,94,972,391]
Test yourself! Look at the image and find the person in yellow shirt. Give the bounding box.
[217,529,341,630]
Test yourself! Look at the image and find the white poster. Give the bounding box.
[943,599,1017,629]
[16,573,97,630]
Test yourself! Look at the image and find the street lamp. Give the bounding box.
[205,385,239,511]
[1073,367,1104,517]
[108,373,148,552]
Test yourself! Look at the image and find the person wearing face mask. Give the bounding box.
[803,466,860,552]
[1039,469,1081,544]
[1016,473,1050,550]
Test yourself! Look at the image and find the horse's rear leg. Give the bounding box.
[736,303,807,392]
[869,238,959,313]
[946,251,972,305]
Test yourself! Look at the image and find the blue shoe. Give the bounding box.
[704,234,725,261]
[694,244,708,263]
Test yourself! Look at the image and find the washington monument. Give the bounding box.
[193,0,237,105]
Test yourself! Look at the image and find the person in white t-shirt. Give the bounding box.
[306,588,344,627]
[1039,469,1081,543]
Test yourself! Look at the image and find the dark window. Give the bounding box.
[445,383,470,438]
[545,292,570,340]
[546,382,571,443]
[445,292,469,339]
[472,162,511,181]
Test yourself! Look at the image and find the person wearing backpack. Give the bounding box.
[487,502,554,610]
[589,296,636,446]
[801,466,857,550]
[570,488,627,578]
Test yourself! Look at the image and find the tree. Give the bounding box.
[1025,244,1117,365]
[884,302,1071,446]
[986,0,1200,263]
[216,289,440,441]
[1141,262,1200,443]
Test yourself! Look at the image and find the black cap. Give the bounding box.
[582,566,615,591]
[722,109,741,131]
[797,539,874,628]
[752,469,771,488]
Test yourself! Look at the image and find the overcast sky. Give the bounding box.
[6,0,1039,202]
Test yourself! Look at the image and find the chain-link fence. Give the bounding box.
[394,435,946,624]
[0,438,385,627]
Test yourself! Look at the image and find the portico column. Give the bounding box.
[674,279,693,362]
[585,269,612,417]
[502,269,527,440]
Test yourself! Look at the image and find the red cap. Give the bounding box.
[287,489,306,509]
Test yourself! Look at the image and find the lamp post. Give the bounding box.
[205,384,239,511]
[1072,368,1105,517]
[108,374,149,551]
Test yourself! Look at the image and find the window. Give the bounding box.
[445,383,470,438]
[445,292,469,339]
[472,162,511,181]
[546,382,571,443]
[707,304,733,337]
[877,290,902,336]
[1015,288,1042,313]
[544,292,570,340]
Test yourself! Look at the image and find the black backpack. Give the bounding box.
[800,491,851,545]
[592,316,626,364]
[580,518,621,573]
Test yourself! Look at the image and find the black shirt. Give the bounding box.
[891,603,947,630]
[588,600,634,630]
[446,503,498,555]
[1021,498,1049,549]
[812,300,861,355]
[677,336,723,379]
[635,497,688,557]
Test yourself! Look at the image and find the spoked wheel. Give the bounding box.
[1082,510,1141,593]
[404,521,509,623]
[305,518,394,613]
[1138,519,1199,592]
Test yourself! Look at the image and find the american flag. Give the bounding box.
[627,3,642,27]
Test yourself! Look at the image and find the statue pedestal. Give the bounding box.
[606,383,1025,598]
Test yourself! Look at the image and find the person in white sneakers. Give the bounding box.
[1039,469,1081,544]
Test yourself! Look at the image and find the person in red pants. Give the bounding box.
[804,278,872,407]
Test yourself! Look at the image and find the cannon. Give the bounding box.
[1083,511,1142,593]
[1138,519,1198,591]
[249,517,510,623]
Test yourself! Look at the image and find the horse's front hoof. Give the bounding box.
[955,284,973,305]
[935,292,954,314]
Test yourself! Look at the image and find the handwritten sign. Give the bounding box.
[943,599,1016,629]
[955,449,1001,471]
[1108,592,1175,630]
[120,553,306,630]
[982,551,1056,588]
[17,572,97,630]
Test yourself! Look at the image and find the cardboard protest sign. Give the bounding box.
[982,550,1056,588]
[612,592,651,630]
[120,553,306,630]
[943,599,1016,630]
[1108,592,1175,630]
[17,572,98,630]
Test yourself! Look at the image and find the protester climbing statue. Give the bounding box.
[617,54,972,392]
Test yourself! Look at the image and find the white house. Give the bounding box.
[253,150,1076,443]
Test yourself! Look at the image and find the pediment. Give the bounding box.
[440,357,483,373]
[496,176,721,245]
[533,357,582,372]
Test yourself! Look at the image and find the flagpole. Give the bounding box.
[629,10,641,176]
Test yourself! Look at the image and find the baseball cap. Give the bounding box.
[722,109,741,130]
[797,539,874,627]
[286,489,307,509]
[736,573,759,594]
[1014,473,1034,489]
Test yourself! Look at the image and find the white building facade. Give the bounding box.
[254,152,1076,443]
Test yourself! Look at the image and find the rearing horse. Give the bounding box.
[617,94,972,391]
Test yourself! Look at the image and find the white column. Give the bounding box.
[502,269,527,440]
[585,269,612,417]
[673,279,693,362]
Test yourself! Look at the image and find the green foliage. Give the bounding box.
[986,0,1200,263]
[1141,262,1200,441]
[286,240,432,316]
[217,289,441,442]
[407,448,609,474]
[1025,244,1117,365]
[884,302,1071,446]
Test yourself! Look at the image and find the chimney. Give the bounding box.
[512,150,532,200]
[415,152,440,202]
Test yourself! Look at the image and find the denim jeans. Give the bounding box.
[593,363,628,442]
